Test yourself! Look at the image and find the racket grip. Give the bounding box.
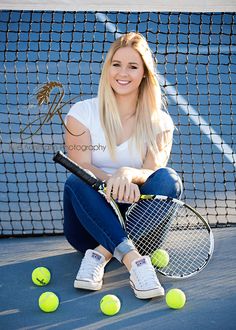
[53,151,103,190]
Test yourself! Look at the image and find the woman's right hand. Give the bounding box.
[105,168,140,204]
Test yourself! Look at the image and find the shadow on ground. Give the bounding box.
[0,228,236,330]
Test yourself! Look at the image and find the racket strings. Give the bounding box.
[125,198,212,278]
[126,199,176,237]
[162,228,210,275]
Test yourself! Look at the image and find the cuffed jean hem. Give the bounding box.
[113,238,136,263]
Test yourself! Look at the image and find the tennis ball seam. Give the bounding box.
[166,289,186,309]
[151,249,169,268]
[32,267,51,286]
[100,295,121,316]
[38,292,59,313]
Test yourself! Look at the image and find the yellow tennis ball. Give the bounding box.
[166,289,186,309]
[38,292,59,312]
[100,294,121,316]
[32,267,51,286]
[151,249,169,268]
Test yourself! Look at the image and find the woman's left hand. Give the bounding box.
[105,168,140,204]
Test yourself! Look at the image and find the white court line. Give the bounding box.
[165,86,236,166]
[96,12,236,166]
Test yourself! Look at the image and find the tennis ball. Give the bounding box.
[38,292,59,312]
[166,289,186,309]
[100,294,121,316]
[151,249,169,268]
[32,267,51,286]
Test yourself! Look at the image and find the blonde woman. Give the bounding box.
[63,32,182,299]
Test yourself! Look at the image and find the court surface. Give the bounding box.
[0,227,235,330]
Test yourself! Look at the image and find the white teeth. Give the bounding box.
[117,80,130,85]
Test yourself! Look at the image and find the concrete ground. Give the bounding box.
[0,227,236,330]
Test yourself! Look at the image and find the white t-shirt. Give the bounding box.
[65,97,174,174]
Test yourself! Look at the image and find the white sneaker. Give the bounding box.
[74,249,107,290]
[129,256,165,299]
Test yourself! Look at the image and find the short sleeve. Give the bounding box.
[64,98,96,130]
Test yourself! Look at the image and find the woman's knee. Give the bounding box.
[155,167,182,198]
[141,167,183,199]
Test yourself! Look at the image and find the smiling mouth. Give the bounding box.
[116,80,130,85]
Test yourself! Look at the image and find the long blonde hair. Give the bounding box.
[98,32,165,160]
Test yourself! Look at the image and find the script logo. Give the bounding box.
[20,82,85,140]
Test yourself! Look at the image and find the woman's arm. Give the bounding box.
[105,130,173,202]
[64,116,112,182]
[112,130,173,185]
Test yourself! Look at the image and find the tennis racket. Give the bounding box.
[53,151,214,279]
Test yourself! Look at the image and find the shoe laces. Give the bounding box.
[133,259,160,288]
[78,254,104,280]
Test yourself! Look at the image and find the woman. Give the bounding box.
[63,32,182,299]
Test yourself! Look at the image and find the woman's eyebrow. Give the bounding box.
[112,60,139,65]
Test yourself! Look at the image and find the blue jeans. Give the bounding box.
[63,167,182,262]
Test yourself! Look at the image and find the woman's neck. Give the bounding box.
[115,93,138,122]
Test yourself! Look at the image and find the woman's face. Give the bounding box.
[109,46,145,98]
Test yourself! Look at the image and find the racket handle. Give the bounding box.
[53,151,103,190]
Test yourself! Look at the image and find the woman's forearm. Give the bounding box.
[115,167,154,185]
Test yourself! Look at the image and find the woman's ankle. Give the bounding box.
[122,250,142,271]
[95,245,113,262]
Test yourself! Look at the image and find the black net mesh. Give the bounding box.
[0,11,235,236]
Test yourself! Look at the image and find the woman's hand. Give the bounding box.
[105,167,140,203]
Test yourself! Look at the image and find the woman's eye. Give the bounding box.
[130,66,138,69]
[112,63,120,67]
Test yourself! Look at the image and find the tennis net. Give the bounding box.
[0,11,235,236]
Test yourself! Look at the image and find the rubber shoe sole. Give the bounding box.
[130,280,165,299]
[74,278,103,291]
